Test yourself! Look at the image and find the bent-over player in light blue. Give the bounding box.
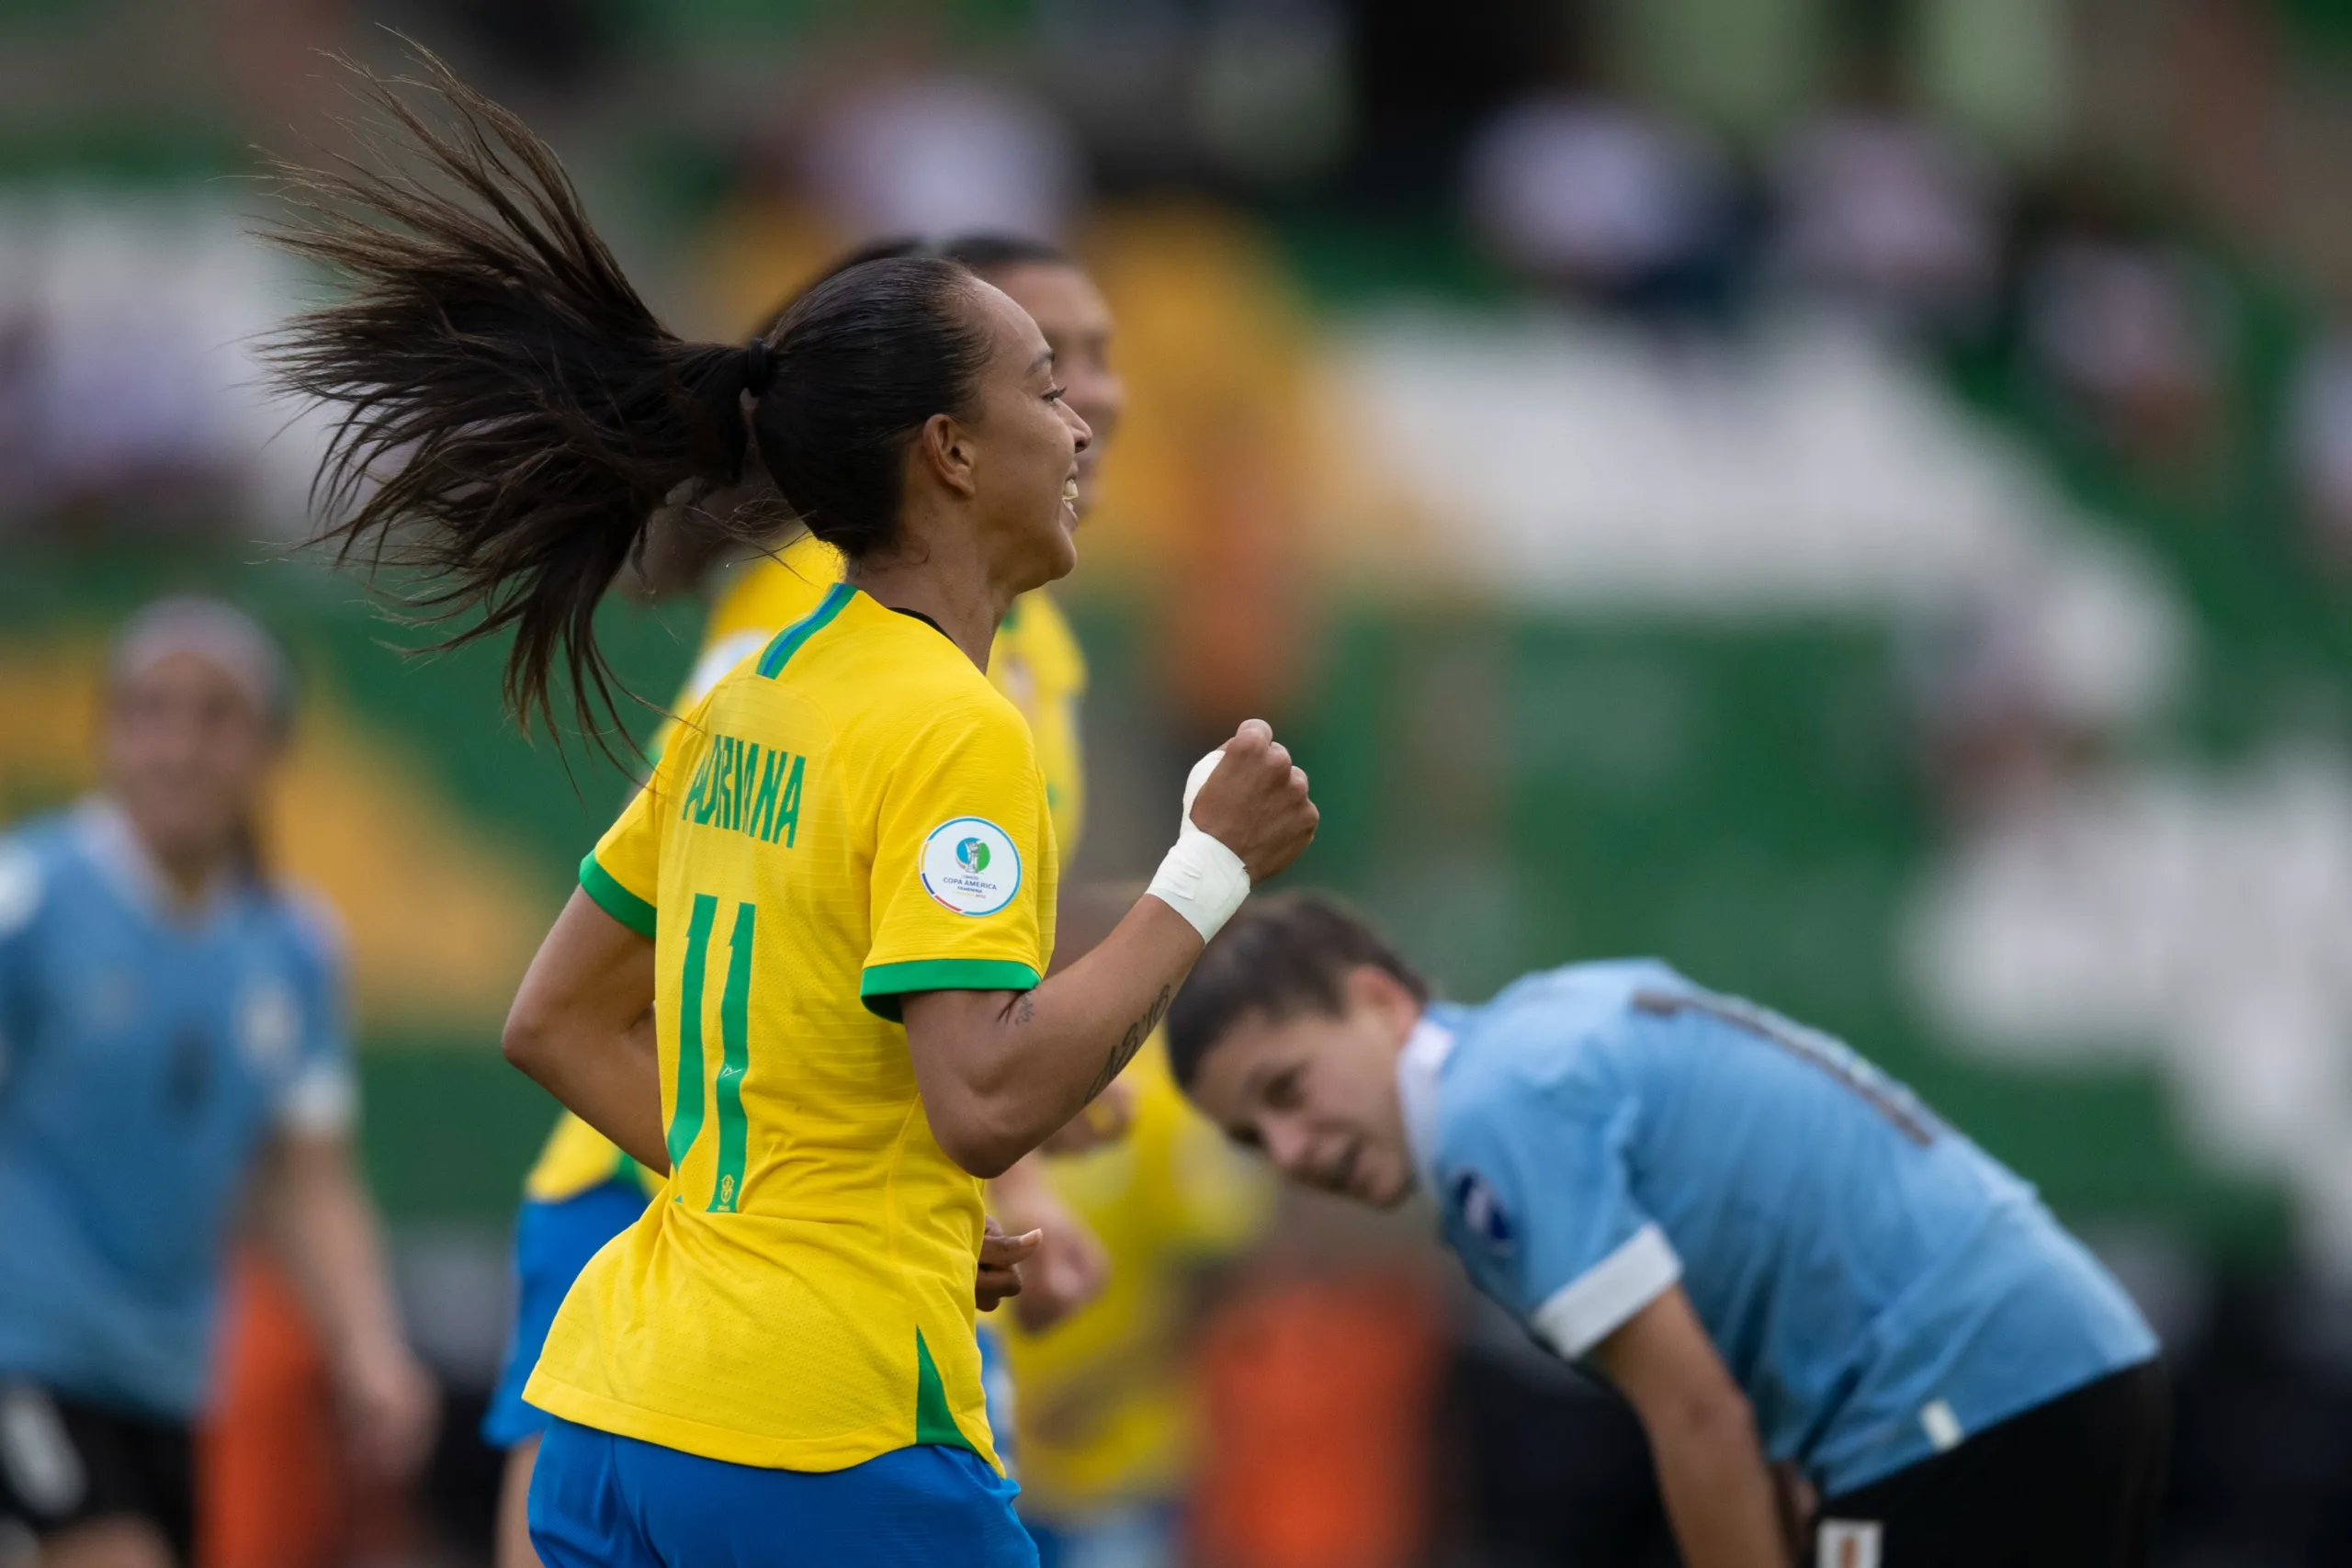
[1170,895,2167,1568]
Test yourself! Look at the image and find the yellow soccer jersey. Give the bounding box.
[522,540,1087,1205]
[687,542,1086,850]
[989,592,1088,852]
[525,584,1058,1472]
[999,1040,1272,1514]
[667,532,846,733]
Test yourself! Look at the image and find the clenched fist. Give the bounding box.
[1186,719,1318,884]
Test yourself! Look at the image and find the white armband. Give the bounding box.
[1529,1224,1682,1359]
[1146,749,1253,942]
[277,1059,359,1137]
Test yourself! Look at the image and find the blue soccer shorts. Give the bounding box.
[529,1417,1036,1568]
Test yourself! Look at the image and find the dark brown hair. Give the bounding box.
[266,49,993,746]
[1167,893,1430,1089]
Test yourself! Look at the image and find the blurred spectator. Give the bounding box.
[1769,44,2004,341]
[685,38,1091,343]
[2289,319,2352,571]
[1905,547,2187,824]
[1189,0,1354,189]
[1464,31,1735,325]
[0,307,40,519]
[2018,178,2231,476]
[801,66,1082,243]
[0,197,316,536]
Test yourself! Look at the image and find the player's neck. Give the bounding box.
[145,829,241,909]
[110,804,238,917]
[847,545,1012,672]
[155,854,223,909]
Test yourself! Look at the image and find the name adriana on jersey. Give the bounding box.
[678,732,806,847]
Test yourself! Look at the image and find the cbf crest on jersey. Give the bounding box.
[1449,1168,1515,1256]
[920,818,1021,916]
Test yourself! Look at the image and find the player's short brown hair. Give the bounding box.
[1167,893,1429,1089]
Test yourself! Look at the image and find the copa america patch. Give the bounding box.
[1448,1168,1515,1256]
[920,818,1022,916]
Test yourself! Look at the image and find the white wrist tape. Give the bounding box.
[1147,749,1252,942]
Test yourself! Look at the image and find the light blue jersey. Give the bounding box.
[0,800,356,1418]
[1400,961,2156,1495]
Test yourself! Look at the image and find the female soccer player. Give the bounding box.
[269,60,1316,1568]
[0,599,435,1568]
[479,232,1131,1568]
[1169,896,2168,1568]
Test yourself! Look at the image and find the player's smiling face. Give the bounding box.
[959,279,1092,591]
[1189,966,1424,1209]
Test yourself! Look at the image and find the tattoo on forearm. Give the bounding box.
[1087,986,1170,1102]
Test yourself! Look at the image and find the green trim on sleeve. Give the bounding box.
[757,581,855,679]
[858,958,1043,1022]
[578,852,657,940]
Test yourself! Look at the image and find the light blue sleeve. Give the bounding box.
[1434,1053,1683,1360]
[276,891,359,1136]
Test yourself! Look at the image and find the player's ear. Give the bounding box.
[1347,963,1416,1023]
[915,412,978,499]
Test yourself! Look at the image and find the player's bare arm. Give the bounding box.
[902,720,1316,1178]
[251,1133,441,1481]
[503,888,666,1172]
[1593,1286,1792,1568]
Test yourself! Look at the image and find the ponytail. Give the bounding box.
[269,49,998,750]
[266,46,761,746]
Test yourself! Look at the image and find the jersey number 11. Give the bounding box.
[668,894,756,1212]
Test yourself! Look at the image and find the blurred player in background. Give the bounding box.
[1171,896,2168,1568]
[999,1044,1272,1568]
[0,598,436,1568]
[476,231,1135,1568]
